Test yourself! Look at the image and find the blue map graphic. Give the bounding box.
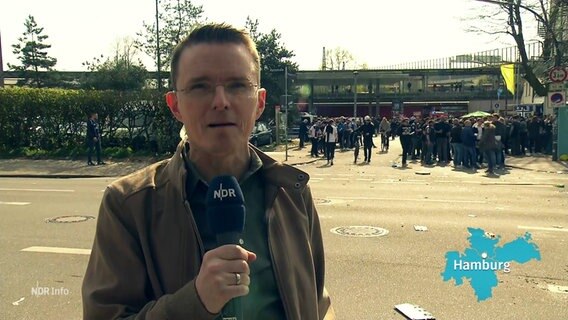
[441,227,541,301]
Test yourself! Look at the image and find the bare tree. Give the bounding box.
[323,47,355,70]
[471,0,568,96]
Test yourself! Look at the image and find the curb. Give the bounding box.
[0,159,321,178]
[0,173,112,179]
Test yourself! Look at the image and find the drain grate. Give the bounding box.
[45,215,95,223]
[330,226,389,237]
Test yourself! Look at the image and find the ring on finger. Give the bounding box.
[234,272,241,285]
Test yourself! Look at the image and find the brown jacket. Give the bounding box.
[82,141,334,319]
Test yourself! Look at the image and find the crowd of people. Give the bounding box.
[298,113,556,175]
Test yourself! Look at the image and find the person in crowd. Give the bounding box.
[309,120,321,157]
[390,118,399,140]
[86,112,105,166]
[509,116,522,156]
[543,115,554,154]
[434,116,451,164]
[352,126,362,163]
[379,117,391,151]
[299,119,309,149]
[479,121,499,175]
[422,119,435,165]
[411,117,423,160]
[82,23,334,320]
[324,119,338,165]
[360,115,375,163]
[492,114,507,169]
[397,117,414,167]
[337,117,345,150]
[461,119,477,170]
[473,117,484,165]
[450,118,463,168]
[527,116,542,154]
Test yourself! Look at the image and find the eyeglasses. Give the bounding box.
[175,80,259,101]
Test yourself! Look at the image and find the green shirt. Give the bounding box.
[183,148,286,319]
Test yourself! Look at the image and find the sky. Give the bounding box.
[0,0,540,72]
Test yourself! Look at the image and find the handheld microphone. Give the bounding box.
[206,175,245,320]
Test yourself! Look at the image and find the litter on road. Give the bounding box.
[414,225,428,232]
[395,303,435,319]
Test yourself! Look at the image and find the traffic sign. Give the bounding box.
[550,91,566,107]
[548,67,568,83]
[549,82,564,92]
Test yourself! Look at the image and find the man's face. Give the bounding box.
[166,43,266,155]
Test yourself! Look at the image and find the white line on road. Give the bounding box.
[371,181,429,185]
[21,246,91,255]
[518,226,568,233]
[0,201,31,205]
[329,196,486,204]
[0,188,74,193]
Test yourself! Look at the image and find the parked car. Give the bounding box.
[249,121,274,146]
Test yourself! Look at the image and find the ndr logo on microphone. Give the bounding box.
[213,183,237,201]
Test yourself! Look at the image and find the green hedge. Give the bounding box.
[0,87,181,157]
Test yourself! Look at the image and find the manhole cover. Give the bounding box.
[45,215,95,223]
[330,226,389,237]
[314,198,331,204]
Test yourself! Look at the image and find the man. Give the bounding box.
[323,119,338,165]
[433,116,451,164]
[86,112,105,166]
[360,115,375,163]
[449,119,463,168]
[309,120,321,157]
[460,120,477,170]
[299,119,309,149]
[82,23,334,320]
[397,117,413,167]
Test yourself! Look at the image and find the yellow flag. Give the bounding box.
[500,64,515,95]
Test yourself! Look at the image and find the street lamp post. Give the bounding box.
[270,67,289,161]
[353,70,359,118]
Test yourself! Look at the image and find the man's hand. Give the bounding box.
[195,245,257,314]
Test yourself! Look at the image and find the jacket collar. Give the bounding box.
[163,139,311,201]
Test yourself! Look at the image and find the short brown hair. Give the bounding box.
[169,23,260,89]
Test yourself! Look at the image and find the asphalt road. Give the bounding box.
[1,141,567,319]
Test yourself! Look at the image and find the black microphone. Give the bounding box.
[206,175,245,320]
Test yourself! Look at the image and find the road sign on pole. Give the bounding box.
[550,92,566,107]
[548,67,568,83]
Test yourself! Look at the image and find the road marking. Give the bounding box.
[0,201,31,205]
[329,196,486,204]
[21,246,91,255]
[518,226,568,233]
[371,181,429,185]
[0,188,74,193]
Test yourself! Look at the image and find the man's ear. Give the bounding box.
[255,88,267,120]
[165,91,183,121]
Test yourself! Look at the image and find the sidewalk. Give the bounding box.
[0,147,320,178]
[0,143,565,178]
